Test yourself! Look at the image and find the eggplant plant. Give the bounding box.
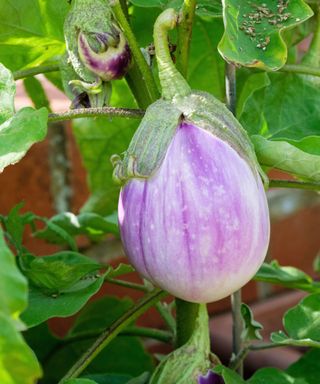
[0,0,319,384]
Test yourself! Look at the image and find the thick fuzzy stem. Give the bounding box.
[153,8,191,100]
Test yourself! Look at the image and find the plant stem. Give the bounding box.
[112,0,159,104]
[269,179,320,191]
[175,299,200,347]
[65,326,173,344]
[58,289,166,383]
[155,302,176,334]
[279,64,320,77]
[176,0,197,77]
[48,107,144,122]
[104,276,148,292]
[13,63,60,80]
[225,61,244,376]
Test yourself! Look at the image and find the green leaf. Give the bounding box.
[254,260,320,293]
[248,367,308,384]
[105,264,135,279]
[126,372,150,384]
[21,275,104,328]
[65,380,97,384]
[20,251,101,294]
[252,135,320,182]
[314,254,320,273]
[283,294,320,341]
[0,0,68,71]
[0,63,15,124]
[213,365,244,384]
[287,349,320,384]
[0,105,48,172]
[240,303,263,342]
[23,77,51,110]
[41,297,153,383]
[83,374,133,384]
[129,1,222,17]
[0,227,42,383]
[73,80,139,215]
[218,0,313,70]
[4,202,25,251]
[270,294,320,349]
[35,212,119,244]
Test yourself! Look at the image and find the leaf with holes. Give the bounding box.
[218,0,313,70]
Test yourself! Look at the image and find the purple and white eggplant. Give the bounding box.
[113,9,270,303]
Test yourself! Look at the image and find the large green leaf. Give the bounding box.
[255,260,320,293]
[239,71,320,181]
[0,63,15,124]
[0,0,68,71]
[218,0,313,70]
[21,275,104,328]
[0,227,42,383]
[287,349,320,384]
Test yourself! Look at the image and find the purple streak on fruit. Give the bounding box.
[78,30,131,81]
[198,371,224,384]
[118,122,270,303]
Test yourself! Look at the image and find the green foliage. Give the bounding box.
[0,227,42,383]
[23,77,51,110]
[240,303,263,342]
[218,0,313,70]
[287,349,320,384]
[255,260,320,293]
[239,70,320,180]
[0,0,68,71]
[39,297,154,383]
[271,294,320,348]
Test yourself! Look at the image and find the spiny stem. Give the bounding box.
[13,63,60,80]
[65,326,173,344]
[104,276,148,292]
[112,0,159,104]
[48,107,144,122]
[176,0,197,77]
[58,289,166,383]
[269,179,320,191]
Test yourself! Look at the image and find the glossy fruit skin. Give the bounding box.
[118,122,270,303]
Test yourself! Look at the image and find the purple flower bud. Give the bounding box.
[78,28,131,81]
[198,370,224,384]
[118,122,270,303]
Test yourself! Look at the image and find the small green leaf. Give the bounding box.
[313,254,320,274]
[218,0,313,70]
[83,374,133,384]
[254,260,320,293]
[4,202,25,251]
[126,372,150,384]
[65,380,97,384]
[105,264,135,279]
[240,303,263,342]
[23,77,51,110]
[213,365,244,384]
[0,63,15,124]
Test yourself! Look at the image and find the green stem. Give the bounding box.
[154,8,191,100]
[65,326,173,344]
[104,276,148,292]
[269,179,320,191]
[13,63,60,80]
[155,302,176,335]
[279,64,320,77]
[58,289,166,383]
[48,107,144,122]
[175,299,200,347]
[112,0,159,104]
[176,0,197,77]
